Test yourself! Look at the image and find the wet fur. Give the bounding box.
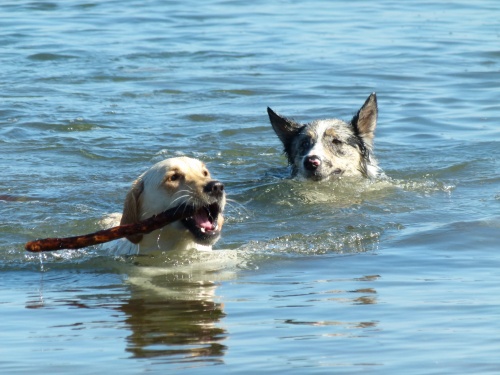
[119,156,226,252]
[268,93,382,181]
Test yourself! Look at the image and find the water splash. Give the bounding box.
[38,252,45,273]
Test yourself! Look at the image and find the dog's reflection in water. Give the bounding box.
[119,250,237,362]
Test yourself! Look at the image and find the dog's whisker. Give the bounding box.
[171,188,193,198]
[141,209,155,219]
[172,204,183,217]
[170,194,192,206]
[172,189,192,202]
[172,196,193,216]
[181,183,194,191]
[170,193,193,205]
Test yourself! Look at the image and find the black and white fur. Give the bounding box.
[267,93,382,181]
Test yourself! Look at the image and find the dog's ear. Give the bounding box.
[120,178,144,244]
[351,93,378,148]
[267,107,301,148]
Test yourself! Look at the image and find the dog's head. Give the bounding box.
[268,93,379,181]
[120,157,226,248]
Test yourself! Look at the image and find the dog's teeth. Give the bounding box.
[200,227,206,233]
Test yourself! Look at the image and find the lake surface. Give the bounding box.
[1,0,500,373]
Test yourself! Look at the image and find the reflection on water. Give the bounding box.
[118,250,237,363]
[271,273,381,341]
[122,286,227,361]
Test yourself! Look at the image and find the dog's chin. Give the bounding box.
[181,202,222,246]
[301,168,344,181]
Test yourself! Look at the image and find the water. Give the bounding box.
[1,0,499,373]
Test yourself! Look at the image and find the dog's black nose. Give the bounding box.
[304,155,321,171]
[204,180,225,197]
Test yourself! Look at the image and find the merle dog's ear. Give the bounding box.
[351,93,378,148]
[267,107,301,147]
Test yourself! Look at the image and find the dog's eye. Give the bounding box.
[169,173,181,182]
[332,138,342,145]
[203,170,209,177]
[301,139,310,148]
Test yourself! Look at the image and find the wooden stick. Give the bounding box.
[25,205,195,253]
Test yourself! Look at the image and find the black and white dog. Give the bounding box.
[267,93,382,181]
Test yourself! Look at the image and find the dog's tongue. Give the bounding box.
[193,209,215,231]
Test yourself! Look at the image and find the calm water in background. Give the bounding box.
[1,0,500,373]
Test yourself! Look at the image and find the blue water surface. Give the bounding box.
[1,0,499,374]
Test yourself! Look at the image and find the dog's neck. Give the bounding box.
[136,225,212,253]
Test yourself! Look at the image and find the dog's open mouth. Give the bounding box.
[181,202,222,244]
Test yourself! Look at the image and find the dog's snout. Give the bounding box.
[304,155,321,171]
[204,180,225,197]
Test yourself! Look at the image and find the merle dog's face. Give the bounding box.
[268,93,379,181]
[287,119,368,180]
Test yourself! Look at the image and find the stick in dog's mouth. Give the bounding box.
[182,202,222,244]
[25,204,198,252]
